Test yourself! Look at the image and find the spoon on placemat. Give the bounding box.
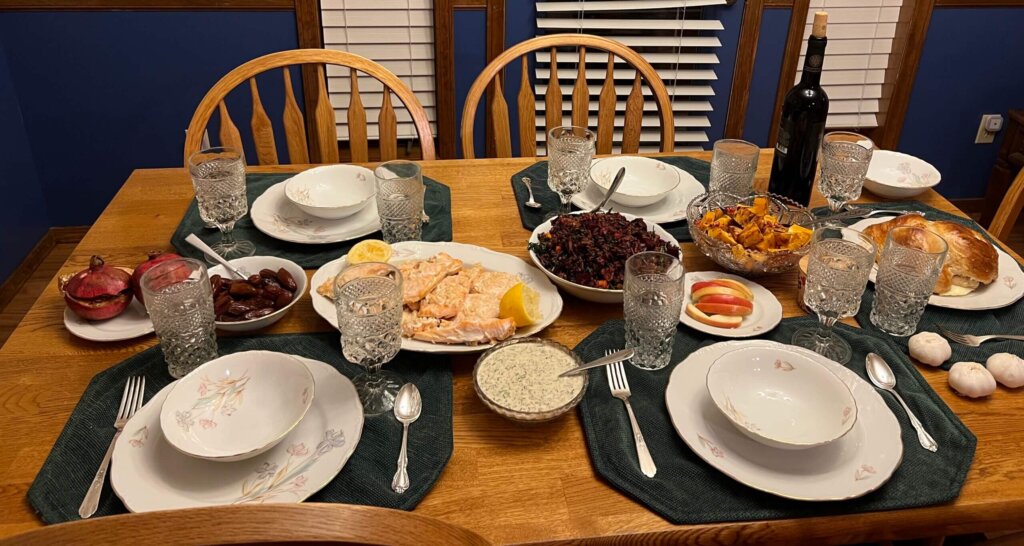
[866,353,938,452]
[185,233,246,279]
[520,177,542,209]
[392,383,422,494]
[590,167,626,213]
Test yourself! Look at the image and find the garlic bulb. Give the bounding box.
[986,353,1024,388]
[908,332,951,367]
[948,362,997,398]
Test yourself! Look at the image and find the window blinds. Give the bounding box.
[536,0,726,153]
[795,0,900,129]
[320,0,437,141]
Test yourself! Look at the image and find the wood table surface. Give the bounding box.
[2,151,1023,545]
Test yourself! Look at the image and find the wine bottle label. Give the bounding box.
[776,124,791,155]
[805,54,823,73]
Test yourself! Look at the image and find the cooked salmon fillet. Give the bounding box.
[459,293,500,319]
[401,309,439,337]
[418,265,483,319]
[471,271,521,298]
[411,317,516,345]
[400,253,463,305]
[316,262,396,300]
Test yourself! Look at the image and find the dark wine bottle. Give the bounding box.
[767,11,830,206]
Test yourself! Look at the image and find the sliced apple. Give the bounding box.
[695,302,753,317]
[707,279,754,300]
[697,294,753,309]
[691,286,748,301]
[686,304,743,329]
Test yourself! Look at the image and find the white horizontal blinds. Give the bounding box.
[320,0,437,141]
[535,0,726,153]
[795,0,900,129]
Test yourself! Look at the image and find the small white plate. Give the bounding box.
[111,356,363,512]
[679,272,782,338]
[666,339,903,501]
[850,216,1024,311]
[311,241,564,354]
[571,160,705,224]
[251,181,381,244]
[63,299,154,342]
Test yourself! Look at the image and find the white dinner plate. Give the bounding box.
[678,272,783,338]
[251,181,381,244]
[850,216,1024,311]
[570,160,706,224]
[666,339,903,501]
[111,356,363,512]
[63,299,154,342]
[310,241,564,354]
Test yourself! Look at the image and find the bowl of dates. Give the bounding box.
[208,256,307,332]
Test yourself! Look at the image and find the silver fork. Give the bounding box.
[606,354,657,478]
[936,324,1024,347]
[79,376,146,518]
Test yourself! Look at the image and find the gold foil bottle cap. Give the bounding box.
[812,11,828,38]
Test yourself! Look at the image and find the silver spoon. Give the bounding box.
[520,177,542,209]
[392,383,422,493]
[184,233,246,279]
[590,167,626,213]
[865,353,938,452]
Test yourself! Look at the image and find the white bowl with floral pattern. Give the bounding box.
[863,150,941,199]
[705,346,857,450]
[284,164,376,220]
[159,351,315,462]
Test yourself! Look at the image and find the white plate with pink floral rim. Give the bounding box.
[678,272,783,338]
[251,181,381,244]
[570,160,705,224]
[850,216,1024,311]
[64,298,154,342]
[111,356,363,512]
[665,339,903,501]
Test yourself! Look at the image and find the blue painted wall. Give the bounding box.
[0,11,300,229]
[898,7,1024,199]
[454,9,488,158]
[0,37,49,282]
[705,0,745,145]
[743,8,790,147]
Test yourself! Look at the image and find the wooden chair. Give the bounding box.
[460,34,676,159]
[988,166,1024,242]
[184,49,436,166]
[0,503,491,546]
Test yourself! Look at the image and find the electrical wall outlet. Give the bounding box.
[976,114,1004,144]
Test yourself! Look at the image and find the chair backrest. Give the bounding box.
[460,34,676,159]
[989,166,1024,242]
[1,503,491,546]
[184,49,436,166]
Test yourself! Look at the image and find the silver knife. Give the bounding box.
[560,348,635,377]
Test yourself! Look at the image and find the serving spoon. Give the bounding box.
[185,233,246,279]
[866,353,938,452]
[392,383,422,493]
[590,167,626,213]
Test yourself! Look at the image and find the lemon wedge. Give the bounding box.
[347,239,392,264]
[499,282,542,327]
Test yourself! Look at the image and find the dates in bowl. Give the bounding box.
[207,256,308,332]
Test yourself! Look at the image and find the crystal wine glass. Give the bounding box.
[709,139,759,196]
[792,226,876,364]
[818,132,874,213]
[188,147,254,260]
[546,126,596,218]
[335,263,405,415]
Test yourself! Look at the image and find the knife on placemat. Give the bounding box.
[559,348,635,377]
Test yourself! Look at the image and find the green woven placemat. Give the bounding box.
[27,332,452,523]
[574,316,975,525]
[510,156,710,241]
[816,201,1024,369]
[171,173,453,269]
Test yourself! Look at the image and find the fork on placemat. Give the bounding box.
[78,375,146,518]
[936,324,1024,347]
[606,351,657,478]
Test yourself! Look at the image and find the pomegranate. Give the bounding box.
[131,251,182,305]
[60,256,134,321]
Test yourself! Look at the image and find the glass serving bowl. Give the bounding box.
[472,338,588,423]
[687,192,815,276]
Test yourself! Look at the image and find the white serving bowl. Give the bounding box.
[705,346,858,450]
[209,256,308,332]
[863,150,941,199]
[591,156,681,208]
[527,211,679,304]
[284,164,376,220]
[160,350,315,462]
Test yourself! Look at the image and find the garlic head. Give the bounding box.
[948,362,996,398]
[986,353,1024,389]
[908,332,951,367]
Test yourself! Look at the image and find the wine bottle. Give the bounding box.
[767,11,830,206]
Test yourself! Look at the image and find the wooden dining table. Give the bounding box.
[2,150,1023,545]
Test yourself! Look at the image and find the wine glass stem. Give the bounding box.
[219,224,236,247]
[827,199,845,213]
[816,313,838,342]
[559,194,572,214]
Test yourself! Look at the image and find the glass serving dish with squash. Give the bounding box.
[687,193,815,275]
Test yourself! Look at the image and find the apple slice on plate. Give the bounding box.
[679,272,783,338]
[686,304,743,329]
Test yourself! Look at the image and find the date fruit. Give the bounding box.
[212,267,296,322]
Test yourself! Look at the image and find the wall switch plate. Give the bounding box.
[976,114,1004,144]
